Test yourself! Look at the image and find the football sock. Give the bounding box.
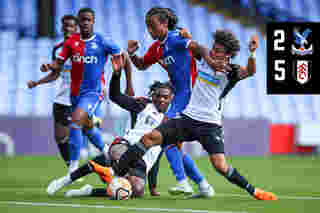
[114,142,147,176]
[165,145,186,181]
[225,166,255,195]
[69,124,83,161]
[85,127,105,152]
[68,160,79,174]
[148,150,163,192]
[57,143,70,167]
[91,188,108,197]
[70,163,93,181]
[183,153,204,184]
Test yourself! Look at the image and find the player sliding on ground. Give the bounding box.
[48,68,192,198]
[99,29,278,201]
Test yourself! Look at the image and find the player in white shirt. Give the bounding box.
[27,15,78,167]
[105,30,278,200]
[46,70,175,198]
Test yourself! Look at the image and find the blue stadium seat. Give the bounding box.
[0,0,318,121]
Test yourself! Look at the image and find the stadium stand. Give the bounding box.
[0,0,319,124]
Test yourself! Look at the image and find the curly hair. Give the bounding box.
[148,81,175,97]
[145,7,178,30]
[213,29,240,58]
[61,14,78,25]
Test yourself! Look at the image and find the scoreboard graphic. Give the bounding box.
[267,23,320,94]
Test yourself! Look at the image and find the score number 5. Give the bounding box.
[274,60,285,81]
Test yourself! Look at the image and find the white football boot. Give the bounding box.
[47,175,72,195]
[65,184,93,197]
[189,185,215,198]
[168,180,193,195]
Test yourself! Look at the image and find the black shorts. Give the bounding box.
[53,103,72,126]
[155,114,225,155]
[92,154,147,180]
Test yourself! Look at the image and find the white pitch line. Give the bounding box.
[0,187,319,200]
[0,201,247,213]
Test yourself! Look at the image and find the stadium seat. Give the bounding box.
[1,0,319,122]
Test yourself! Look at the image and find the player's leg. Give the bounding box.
[52,103,71,167]
[198,122,277,200]
[181,151,214,198]
[111,117,194,194]
[81,96,107,154]
[147,150,163,196]
[68,95,86,173]
[165,104,192,195]
[47,154,110,195]
[165,144,193,195]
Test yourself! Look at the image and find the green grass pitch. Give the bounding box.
[0,155,319,213]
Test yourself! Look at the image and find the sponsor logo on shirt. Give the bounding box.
[72,53,98,64]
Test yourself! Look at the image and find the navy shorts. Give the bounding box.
[155,114,225,155]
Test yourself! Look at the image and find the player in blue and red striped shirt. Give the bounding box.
[40,8,133,175]
[127,7,213,197]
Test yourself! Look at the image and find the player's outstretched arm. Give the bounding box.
[27,70,60,89]
[188,41,227,72]
[238,35,258,79]
[127,40,156,71]
[122,52,135,97]
[40,58,64,73]
[109,70,147,114]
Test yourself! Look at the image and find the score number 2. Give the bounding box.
[274,29,285,51]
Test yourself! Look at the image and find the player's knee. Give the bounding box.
[71,109,88,127]
[142,130,162,148]
[127,176,145,198]
[210,154,228,174]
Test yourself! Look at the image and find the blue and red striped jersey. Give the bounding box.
[58,33,121,96]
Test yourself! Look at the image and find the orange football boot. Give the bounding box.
[89,160,114,184]
[254,188,278,200]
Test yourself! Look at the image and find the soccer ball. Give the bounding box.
[107,176,132,200]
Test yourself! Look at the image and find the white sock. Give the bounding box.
[178,178,190,186]
[103,144,110,158]
[199,179,210,189]
[63,174,72,185]
[69,160,79,174]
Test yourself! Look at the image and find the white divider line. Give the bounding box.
[0,187,319,200]
[0,201,247,213]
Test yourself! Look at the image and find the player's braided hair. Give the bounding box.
[61,14,78,25]
[145,7,178,30]
[213,29,240,58]
[148,81,174,97]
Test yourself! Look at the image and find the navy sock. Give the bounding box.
[57,143,70,167]
[70,163,93,181]
[225,166,255,195]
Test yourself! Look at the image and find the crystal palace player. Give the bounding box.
[41,8,133,175]
[127,7,213,197]
[46,69,174,198]
[104,29,278,201]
